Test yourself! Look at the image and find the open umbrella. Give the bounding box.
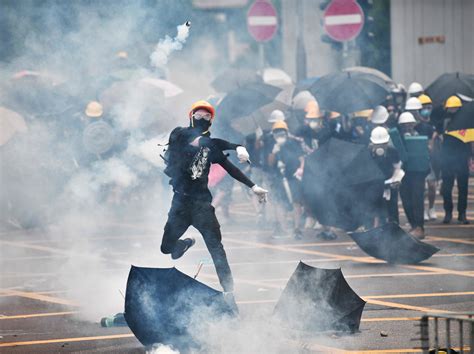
[343,66,396,89]
[274,262,365,333]
[211,68,262,93]
[124,266,234,350]
[426,72,474,107]
[216,82,291,135]
[348,222,439,264]
[302,138,385,231]
[309,71,390,114]
[445,101,474,143]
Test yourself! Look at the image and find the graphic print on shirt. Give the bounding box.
[189,147,210,180]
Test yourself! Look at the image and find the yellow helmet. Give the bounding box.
[272,120,289,131]
[85,101,103,118]
[418,94,432,105]
[353,109,373,118]
[330,111,340,119]
[189,100,215,119]
[305,100,323,119]
[445,95,462,108]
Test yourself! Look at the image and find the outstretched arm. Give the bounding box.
[218,158,254,188]
[218,159,268,202]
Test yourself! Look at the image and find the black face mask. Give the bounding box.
[192,119,211,132]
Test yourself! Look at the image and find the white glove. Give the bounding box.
[252,184,268,203]
[255,126,264,140]
[293,167,304,181]
[236,146,250,164]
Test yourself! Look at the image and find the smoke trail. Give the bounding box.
[150,22,191,70]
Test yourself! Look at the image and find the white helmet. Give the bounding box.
[370,127,390,144]
[370,105,389,124]
[405,97,422,110]
[268,109,286,123]
[408,82,423,96]
[292,90,315,110]
[398,112,416,124]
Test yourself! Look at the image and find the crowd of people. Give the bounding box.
[217,82,474,240]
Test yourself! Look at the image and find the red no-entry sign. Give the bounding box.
[323,0,364,42]
[247,0,278,42]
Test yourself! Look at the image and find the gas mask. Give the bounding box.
[192,118,211,131]
[372,145,386,157]
[420,108,431,120]
[309,120,322,131]
[275,136,287,145]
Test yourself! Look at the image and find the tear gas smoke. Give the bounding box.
[150,21,191,70]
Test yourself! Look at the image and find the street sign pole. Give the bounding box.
[247,0,277,69]
[258,43,265,69]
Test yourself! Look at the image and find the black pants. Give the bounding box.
[387,189,399,224]
[161,193,234,292]
[400,171,426,229]
[441,165,469,215]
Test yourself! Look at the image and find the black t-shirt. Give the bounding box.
[415,122,435,139]
[275,139,304,178]
[165,127,253,201]
[372,146,400,179]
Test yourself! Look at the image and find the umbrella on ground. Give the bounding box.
[302,138,385,231]
[348,222,439,264]
[309,71,390,114]
[445,101,474,143]
[124,266,235,350]
[0,107,27,146]
[343,66,396,89]
[274,262,365,333]
[426,72,474,107]
[216,82,292,135]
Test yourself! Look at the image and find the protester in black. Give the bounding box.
[268,120,305,239]
[161,101,268,296]
[369,127,403,227]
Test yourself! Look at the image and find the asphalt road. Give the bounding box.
[1,181,473,353]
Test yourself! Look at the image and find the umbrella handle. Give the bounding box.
[194,262,204,279]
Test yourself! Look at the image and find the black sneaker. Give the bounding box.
[171,238,195,260]
[458,213,470,225]
[442,213,452,224]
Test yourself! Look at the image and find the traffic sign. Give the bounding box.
[247,0,278,42]
[323,0,364,42]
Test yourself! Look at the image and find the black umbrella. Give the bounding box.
[309,71,390,114]
[445,101,474,143]
[211,68,262,93]
[274,262,366,333]
[124,266,235,350]
[425,72,474,107]
[348,222,439,264]
[302,138,385,231]
[216,82,291,135]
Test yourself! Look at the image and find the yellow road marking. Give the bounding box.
[364,291,474,299]
[0,289,78,307]
[0,311,77,320]
[0,334,135,348]
[425,235,474,245]
[225,237,474,279]
[361,317,418,322]
[363,298,451,314]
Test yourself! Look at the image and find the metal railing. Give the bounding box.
[418,312,474,353]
